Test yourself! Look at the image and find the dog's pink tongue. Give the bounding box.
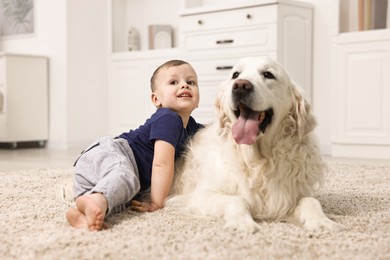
[232,109,261,145]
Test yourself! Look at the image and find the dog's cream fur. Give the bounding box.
[168,57,344,232]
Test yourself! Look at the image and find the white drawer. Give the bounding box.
[182,25,276,52]
[191,57,241,78]
[190,51,277,79]
[180,5,277,32]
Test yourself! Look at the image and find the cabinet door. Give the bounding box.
[334,40,390,145]
[0,57,5,138]
[108,61,154,134]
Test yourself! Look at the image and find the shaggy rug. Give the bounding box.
[0,158,389,260]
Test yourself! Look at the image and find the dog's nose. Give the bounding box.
[233,79,253,93]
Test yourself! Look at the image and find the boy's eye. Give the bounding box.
[187,80,196,85]
[170,80,178,85]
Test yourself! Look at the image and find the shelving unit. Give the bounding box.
[110,0,180,53]
[331,1,390,159]
[339,0,389,33]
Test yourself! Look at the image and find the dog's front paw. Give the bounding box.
[294,197,345,232]
[225,217,261,233]
[303,217,345,231]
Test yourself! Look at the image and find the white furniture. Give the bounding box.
[332,2,390,159]
[179,0,313,123]
[0,53,48,148]
[108,0,313,130]
[108,49,181,134]
[332,31,390,158]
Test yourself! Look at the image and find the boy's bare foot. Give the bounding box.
[66,207,88,228]
[73,193,108,231]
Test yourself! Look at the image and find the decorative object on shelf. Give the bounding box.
[388,0,390,28]
[148,25,173,49]
[369,0,388,30]
[127,27,140,51]
[0,0,34,37]
[340,0,388,32]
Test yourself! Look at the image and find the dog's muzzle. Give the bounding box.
[231,79,273,145]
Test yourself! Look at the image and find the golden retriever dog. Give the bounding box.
[167,57,344,233]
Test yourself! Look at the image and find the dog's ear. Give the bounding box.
[214,81,231,133]
[291,82,316,138]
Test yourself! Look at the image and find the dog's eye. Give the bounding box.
[232,72,240,79]
[263,71,275,79]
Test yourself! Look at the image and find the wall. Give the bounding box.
[66,0,109,147]
[299,0,337,154]
[1,0,108,148]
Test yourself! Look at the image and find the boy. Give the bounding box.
[66,60,202,230]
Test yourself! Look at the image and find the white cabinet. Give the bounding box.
[332,30,390,158]
[179,0,313,123]
[332,0,390,159]
[0,54,48,148]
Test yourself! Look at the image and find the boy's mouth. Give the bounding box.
[178,92,192,98]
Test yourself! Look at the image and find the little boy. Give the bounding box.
[66,59,202,230]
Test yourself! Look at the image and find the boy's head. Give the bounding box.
[150,59,192,92]
[150,59,200,116]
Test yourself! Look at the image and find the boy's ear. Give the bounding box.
[151,92,162,108]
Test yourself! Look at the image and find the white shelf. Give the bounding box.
[336,28,390,42]
[110,0,180,53]
[109,48,181,61]
[179,0,312,16]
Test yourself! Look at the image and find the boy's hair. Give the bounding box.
[150,59,190,92]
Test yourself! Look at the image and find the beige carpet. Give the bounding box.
[1,158,389,260]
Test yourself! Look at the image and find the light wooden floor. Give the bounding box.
[0,146,81,171]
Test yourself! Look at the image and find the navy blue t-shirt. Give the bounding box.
[119,108,203,191]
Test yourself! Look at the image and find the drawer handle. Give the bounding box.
[0,89,3,112]
[216,66,233,70]
[246,14,252,19]
[216,39,234,45]
[198,20,203,25]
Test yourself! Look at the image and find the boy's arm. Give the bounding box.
[131,139,175,212]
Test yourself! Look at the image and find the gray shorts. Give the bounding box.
[73,136,140,216]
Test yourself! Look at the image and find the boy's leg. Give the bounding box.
[90,137,141,215]
[70,137,140,227]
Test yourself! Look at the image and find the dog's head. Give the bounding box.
[216,56,315,145]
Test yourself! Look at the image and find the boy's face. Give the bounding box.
[151,64,200,117]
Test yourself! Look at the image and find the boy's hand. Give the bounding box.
[130,200,160,212]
